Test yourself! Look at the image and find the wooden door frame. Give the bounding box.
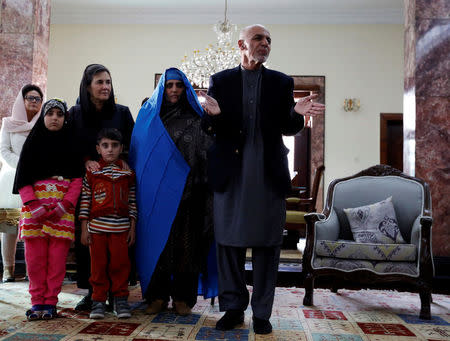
[291,76,325,211]
[380,113,403,165]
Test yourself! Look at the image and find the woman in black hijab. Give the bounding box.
[14,99,82,193]
[70,64,135,170]
[69,64,135,311]
[13,99,84,320]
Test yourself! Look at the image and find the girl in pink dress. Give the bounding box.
[13,99,84,320]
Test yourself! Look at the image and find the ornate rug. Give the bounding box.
[0,280,449,340]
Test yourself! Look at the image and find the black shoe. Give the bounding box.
[216,310,244,331]
[252,317,272,334]
[75,294,92,311]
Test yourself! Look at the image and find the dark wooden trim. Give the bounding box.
[322,164,431,218]
[380,113,403,166]
[294,85,321,91]
[291,75,325,212]
[154,73,161,89]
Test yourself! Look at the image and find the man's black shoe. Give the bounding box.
[253,317,272,334]
[74,294,92,311]
[216,310,245,330]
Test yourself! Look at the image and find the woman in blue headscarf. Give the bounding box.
[129,68,216,316]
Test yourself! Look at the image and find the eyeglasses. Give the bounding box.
[24,96,42,103]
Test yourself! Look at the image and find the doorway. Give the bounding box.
[380,113,403,171]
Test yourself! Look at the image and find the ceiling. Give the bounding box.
[51,0,404,25]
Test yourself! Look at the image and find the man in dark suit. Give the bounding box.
[200,24,325,335]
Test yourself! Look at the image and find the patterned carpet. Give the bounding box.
[0,280,449,340]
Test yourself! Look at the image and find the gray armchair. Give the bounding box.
[302,165,434,319]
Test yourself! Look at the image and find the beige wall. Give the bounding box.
[47,24,403,195]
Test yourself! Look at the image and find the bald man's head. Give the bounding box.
[238,24,271,69]
[239,24,269,40]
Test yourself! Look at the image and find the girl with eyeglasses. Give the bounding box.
[0,84,43,283]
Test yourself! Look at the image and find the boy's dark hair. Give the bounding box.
[96,128,123,144]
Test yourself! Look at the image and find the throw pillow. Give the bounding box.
[344,197,405,244]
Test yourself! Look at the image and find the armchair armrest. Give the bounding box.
[303,210,340,273]
[410,214,434,278]
[410,215,433,247]
[419,215,434,278]
[420,216,432,228]
[313,209,340,241]
[305,212,326,220]
[410,216,421,246]
[304,212,325,240]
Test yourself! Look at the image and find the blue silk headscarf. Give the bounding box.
[129,68,217,298]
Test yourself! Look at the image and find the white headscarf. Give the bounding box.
[2,86,41,134]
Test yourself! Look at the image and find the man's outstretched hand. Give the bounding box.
[294,93,325,116]
[199,91,221,116]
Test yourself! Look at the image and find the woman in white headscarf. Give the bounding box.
[0,84,43,282]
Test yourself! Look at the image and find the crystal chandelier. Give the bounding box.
[180,0,240,88]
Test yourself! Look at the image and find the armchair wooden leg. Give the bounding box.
[303,274,314,306]
[419,290,432,320]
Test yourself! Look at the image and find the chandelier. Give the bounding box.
[180,0,240,88]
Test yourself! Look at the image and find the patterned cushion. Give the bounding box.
[315,240,416,261]
[344,197,405,244]
[312,257,418,275]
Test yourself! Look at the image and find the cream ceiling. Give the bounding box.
[51,0,404,25]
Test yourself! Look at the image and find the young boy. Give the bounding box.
[79,128,137,319]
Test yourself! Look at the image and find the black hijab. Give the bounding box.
[13,99,84,194]
[79,64,116,126]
